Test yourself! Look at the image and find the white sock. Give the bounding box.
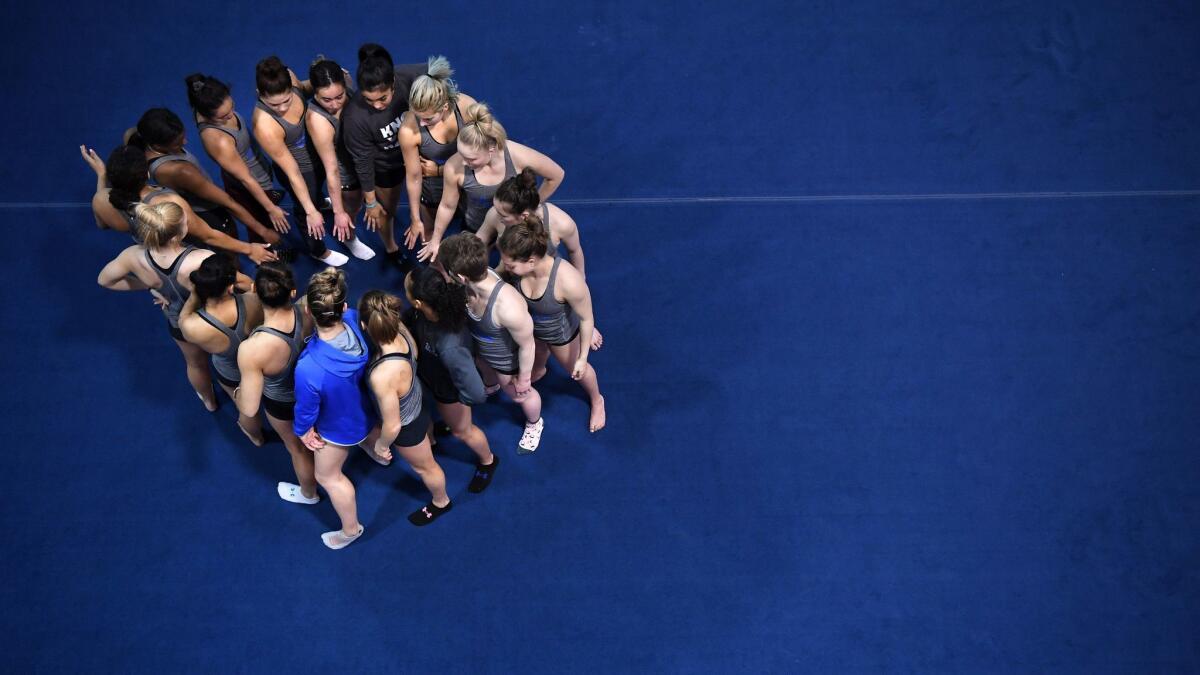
[277,482,320,505]
[321,525,364,550]
[318,250,349,267]
[345,237,376,260]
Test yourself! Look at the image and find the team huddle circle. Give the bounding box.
[84,44,606,550]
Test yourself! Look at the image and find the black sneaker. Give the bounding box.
[468,455,499,494]
[408,500,452,526]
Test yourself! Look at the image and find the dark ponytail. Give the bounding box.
[494,167,541,214]
[106,145,149,211]
[184,73,231,118]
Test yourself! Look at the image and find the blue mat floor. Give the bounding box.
[2,197,1197,671]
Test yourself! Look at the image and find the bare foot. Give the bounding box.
[591,328,604,351]
[589,396,606,433]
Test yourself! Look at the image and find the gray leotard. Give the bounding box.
[308,100,354,187]
[250,305,303,403]
[145,245,198,328]
[148,148,220,212]
[255,89,313,174]
[413,101,465,205]
[197,293,248,384]
[122,187,178,243]
[461,146,516,233]
[196,111,273,190]
[467,274,520,374]
[366,332,423,428]
[518,257,580,346]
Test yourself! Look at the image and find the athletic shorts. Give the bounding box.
[215,370,240,389]
[374,165,406,189]
[191,208,238,243]
[392,397,432,448]
[262,396,294,421]
[167,319,185,342]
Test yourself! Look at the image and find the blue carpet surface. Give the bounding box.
[1,1,1198,672]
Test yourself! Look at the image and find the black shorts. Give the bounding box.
[393,397,432,448]
[190,208,239,243]
[374,165,406,189]
[215,370,240,389]
[262,396,294,421]
[167,319,184,342]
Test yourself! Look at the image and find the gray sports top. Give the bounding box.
[467,275,520,374]
[197,293,248,383]
[197,111,273,190]
[250,305,303,403]
[122,187,178,243]
[461,146,516,232]
[518,257,579,346]
[148,148,220,212]
[145,245,198,328]
[414,102,465,204]
[255,88,313,174]
[308,100,354,187]
[366,332,423,431]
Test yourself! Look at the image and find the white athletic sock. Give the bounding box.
[321,525,364,550]
[345,237,376,260]
[318,250,349,267]
[277,482,320,505]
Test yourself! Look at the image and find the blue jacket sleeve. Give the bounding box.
[439,330,487,406]
[292,363,323,436]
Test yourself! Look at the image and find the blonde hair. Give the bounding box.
[133,201,185,248]
[306,267,348,328]
[458,102,506,151]
[408,55,458,112]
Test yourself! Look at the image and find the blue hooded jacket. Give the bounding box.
[293,308,373,445]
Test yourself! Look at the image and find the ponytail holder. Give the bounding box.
[192,80,204,92]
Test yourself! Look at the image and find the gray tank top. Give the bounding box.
[461,146,516,232]
[148,148,219,212]
[144,245,198,328]
[197,293,248,383]
[255,88,313,174]
[250,305,303,403]
[467,275,519,374]
[308,100,353,187]
[122,187,178,243]
[197,111,273,190]
[416,101,465,167]
[366,332,423,430]
[518,257,580,345]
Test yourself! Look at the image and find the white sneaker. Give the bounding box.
[277,482,320,505]
[517,417,544,454]
[345,237,376,260]
[318,250,349,267]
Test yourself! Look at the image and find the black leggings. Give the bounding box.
[273,164,328,258]
[225,170,327,258]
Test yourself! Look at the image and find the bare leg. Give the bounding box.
[550,337,606,432]
[476,357,500,394]
[265,412,317,499]
[394,437,450,508]
[420,202,437,241]
[314,441,359,536]
[217,381,264,446]
[342,189,363,224]
[375,184,402,253]
[497,372,542,424]
[173,338,217,411]
[437,401,493,465]
[532,341,550,383]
